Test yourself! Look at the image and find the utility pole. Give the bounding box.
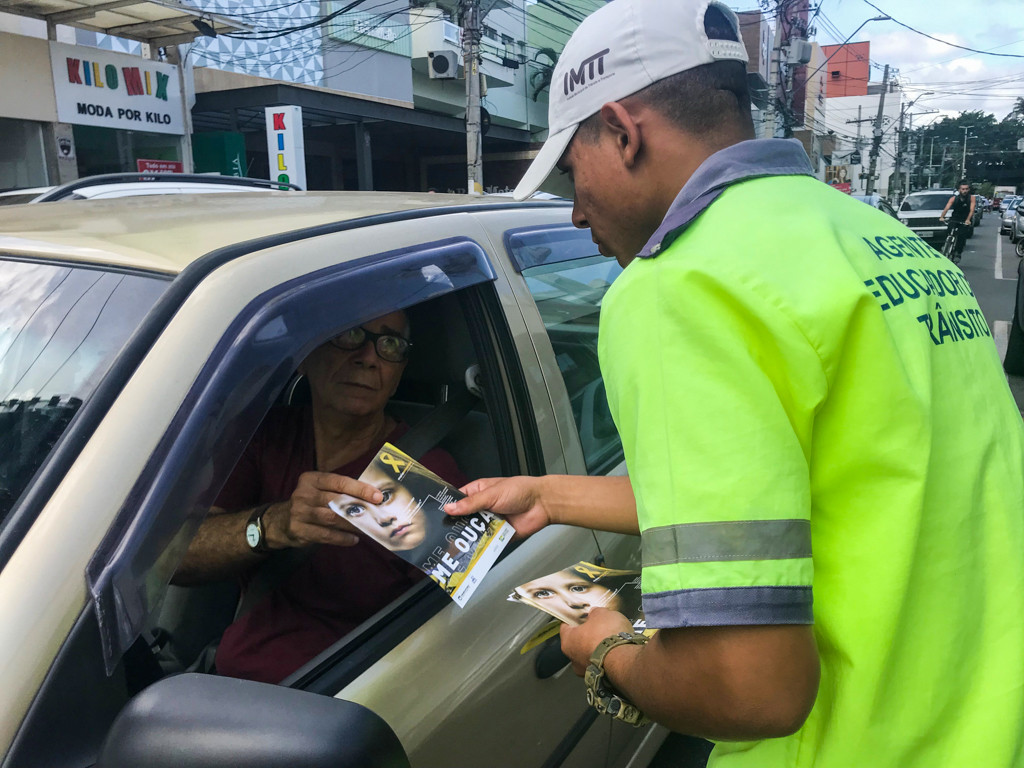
[461,0,483,195]
[894,104,906,203]
[960,125,974,181]
[764,4,784,138]
[846,105,876,192]
[775,0,809,138]
[865,64,890,195]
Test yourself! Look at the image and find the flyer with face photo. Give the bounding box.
[328,442,514,607]
[509,561,647,632]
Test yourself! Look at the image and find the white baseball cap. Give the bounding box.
[513,0,748,201]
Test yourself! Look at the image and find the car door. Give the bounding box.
[275,208,660,768]
[0,207,659,768]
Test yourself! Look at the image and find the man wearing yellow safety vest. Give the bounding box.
[448,0,1024,765]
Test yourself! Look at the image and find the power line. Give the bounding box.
[192,0,582,82]
[861,1,1024,59]
[223,0,371,39]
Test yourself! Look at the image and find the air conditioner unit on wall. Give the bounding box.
[428,50,459,79]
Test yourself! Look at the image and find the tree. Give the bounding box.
[1012,97,1024,122]
[909,109,1024,192]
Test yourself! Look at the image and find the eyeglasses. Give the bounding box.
[329,326,412,363]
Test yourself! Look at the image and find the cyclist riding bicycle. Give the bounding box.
[939,180,976,264]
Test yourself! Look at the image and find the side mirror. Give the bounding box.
[96,673,410,768]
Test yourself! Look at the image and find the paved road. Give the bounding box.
[956,213,1024,414]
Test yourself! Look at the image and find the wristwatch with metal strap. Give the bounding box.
[244,503,273,554]
[584,631,651,726]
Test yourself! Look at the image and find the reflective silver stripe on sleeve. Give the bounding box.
[643,586,813,627]
[642,519,811,567]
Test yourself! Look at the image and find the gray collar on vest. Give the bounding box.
[638,138,815,259]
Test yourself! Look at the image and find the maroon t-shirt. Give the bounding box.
[214,406,465,684]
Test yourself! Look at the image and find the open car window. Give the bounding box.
[77,235,518,683]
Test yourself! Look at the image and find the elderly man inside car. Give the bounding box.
[173,309,464,683]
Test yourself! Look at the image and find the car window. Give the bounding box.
[511,228,624,473]
[0,260,168,527]
[81,235,527,683]
[899,193,951,212]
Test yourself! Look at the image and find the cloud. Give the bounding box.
[865,28,1019,118]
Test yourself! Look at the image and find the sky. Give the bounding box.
[730,0,1024,126]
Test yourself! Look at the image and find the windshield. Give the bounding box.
[899,194,952,212]
[0,259,168,524]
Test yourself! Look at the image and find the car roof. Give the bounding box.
[0,191,565,274]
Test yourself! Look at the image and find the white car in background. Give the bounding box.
[0,173,297,205]
[898,190,963,245]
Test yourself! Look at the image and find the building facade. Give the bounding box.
[0,13,189,189]
[825,90,902,197]
[820,41,870,99]
[0,0,601,193]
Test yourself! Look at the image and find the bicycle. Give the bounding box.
[940,219,967,264]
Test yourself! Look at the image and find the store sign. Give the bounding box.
[265,106,306,190]
[137,159,183,173]
[49,42,184,135]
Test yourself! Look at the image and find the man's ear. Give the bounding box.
[599,101,643,168]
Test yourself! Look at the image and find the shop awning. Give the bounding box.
[0,0,248,47]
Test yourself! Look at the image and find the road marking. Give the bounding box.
[996,226,1015,280]
[995,320,1010,362]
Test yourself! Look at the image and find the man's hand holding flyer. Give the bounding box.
[329,443,514,607]
[509,561,647,632]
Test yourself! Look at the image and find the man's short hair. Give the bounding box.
[576,5,753,142]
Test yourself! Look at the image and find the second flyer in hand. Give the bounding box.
[329,443,514,607]
[510,561,647,632]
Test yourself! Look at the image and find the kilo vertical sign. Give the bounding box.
[265,105,306,190]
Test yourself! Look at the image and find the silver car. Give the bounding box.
[0,193,668,767]
[1001,196,1020,236]
[1010,200,1024,257]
